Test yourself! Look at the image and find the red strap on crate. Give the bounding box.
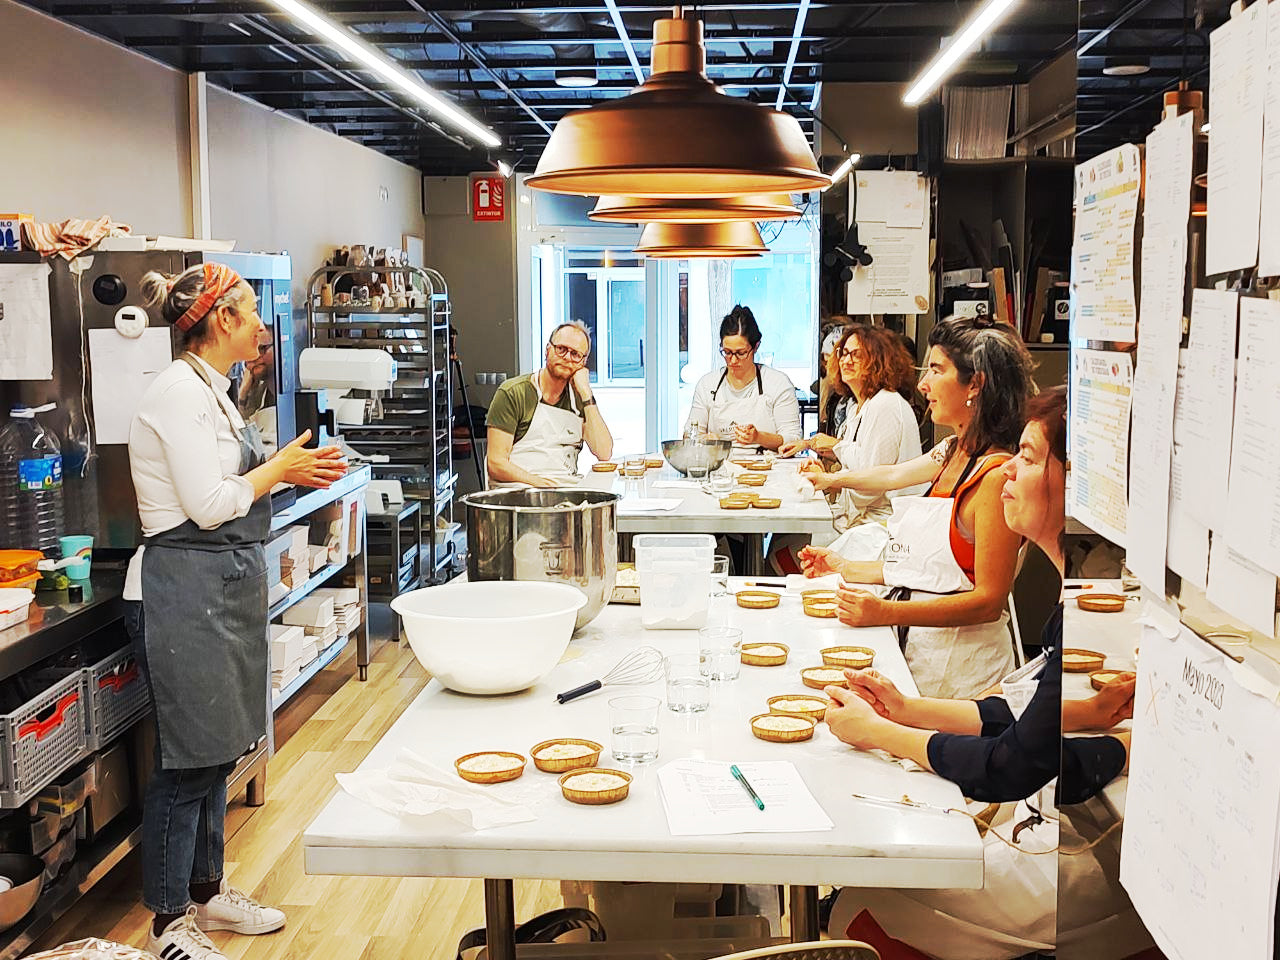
[98,663,139,692]
[18,692,79,741]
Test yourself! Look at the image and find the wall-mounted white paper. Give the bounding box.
[1122,622,1280,960]
[845,220,931,315]
[1127,113,1194,591]
[1180,289,1239,531]
[87,327,174,444]
[1224,298,1280,576]
[1070,349,1133,548]
[1168,351,1212,591]
[1072,144,1141,341]
[1259,0,1280,277]
[0,263,53,381]
[1207,538,1277,638]
[1206,3,1267,276]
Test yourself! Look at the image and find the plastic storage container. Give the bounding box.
[0,672,88,808]
[85,647,150,749]
[633,534,715,630]
[0,405,65,556]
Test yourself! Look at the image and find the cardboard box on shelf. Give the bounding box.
[269,623,306,664]
[281,595,335,629]
[0,214,33,251]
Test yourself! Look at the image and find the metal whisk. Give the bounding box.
[556,646,665,704]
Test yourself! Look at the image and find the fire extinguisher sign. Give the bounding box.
[471,175,505,222]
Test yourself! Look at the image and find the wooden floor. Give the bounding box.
[33,636,563,959]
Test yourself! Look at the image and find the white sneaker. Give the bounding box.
[147,906,229,960]
[194,881,286,935]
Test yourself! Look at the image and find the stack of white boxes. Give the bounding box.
[279,526,311,589]
[313,587,361,637]
[282,594,337,670]
[269,623,307,693]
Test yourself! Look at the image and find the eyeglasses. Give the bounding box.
[720,347,753,360]
[838,347,861,362]
[549,342,587,363]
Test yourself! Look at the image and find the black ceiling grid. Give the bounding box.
[1077,0,1233,160]
[26,0,1074,174]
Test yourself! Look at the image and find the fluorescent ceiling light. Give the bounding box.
[228,21,252,36]
[260,0,501,148]
[775,0,812,110]
[497,160,513,178]
[903,0,1020,106]
[555,69,598,89]
[826,153,861,188]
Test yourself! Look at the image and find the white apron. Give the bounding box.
[878,455,1013,699]
[499,371,584,487]
[706,367,773,453]
[829,406,894,537]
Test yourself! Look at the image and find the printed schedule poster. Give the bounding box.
[1122,623,1280,960]
[1072,144,1142,342]
[1070,349,1133,547]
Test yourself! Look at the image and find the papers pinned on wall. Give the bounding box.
[0,262,53,381]
[1122,622,1280,959]
[1069,349,1133,548]
[1071,144,1142,342]
[87,328,173,445]
[846,171,931,316]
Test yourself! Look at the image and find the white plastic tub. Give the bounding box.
[633,535,715,630]
[391,581,587,694]
[0,590,34,632]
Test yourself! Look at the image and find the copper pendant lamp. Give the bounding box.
[526,13,829,198]
[635,221,767,258]
[590,194,801,224]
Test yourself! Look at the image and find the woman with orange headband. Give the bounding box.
[123,262,346,960]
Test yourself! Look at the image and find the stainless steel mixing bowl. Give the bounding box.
[660,438,733,476]
[462,488,619,630]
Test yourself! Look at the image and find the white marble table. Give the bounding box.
[304,581,983,958]
[1062,579,1141,818]
[579,459,839,574]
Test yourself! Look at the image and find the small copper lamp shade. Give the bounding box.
[590,194,801,224]
[635,221,767,258]
[527,16,829,198]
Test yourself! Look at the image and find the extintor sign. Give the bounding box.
[472,176,505,222]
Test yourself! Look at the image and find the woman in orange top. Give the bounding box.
[800,317,1035,698]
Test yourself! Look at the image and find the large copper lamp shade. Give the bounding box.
[590,194,801,224]
[527,15,829,198]
[635,221,767,258]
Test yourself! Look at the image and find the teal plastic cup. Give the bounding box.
[59,536,93,579]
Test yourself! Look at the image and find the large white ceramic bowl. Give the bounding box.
[391,581,587,695]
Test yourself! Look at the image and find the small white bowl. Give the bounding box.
[391,581,587,695]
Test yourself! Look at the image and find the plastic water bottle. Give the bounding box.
[0,404,66,556]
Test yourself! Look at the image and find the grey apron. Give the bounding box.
[140,354,272,769]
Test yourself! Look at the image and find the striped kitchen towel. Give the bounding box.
[21,215,131,259]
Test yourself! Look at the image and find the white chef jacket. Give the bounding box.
[123,354,256,600]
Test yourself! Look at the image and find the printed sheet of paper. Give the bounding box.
[1072,144,1142,341]
[657,759,833,836]
[1179,290,1239,531]
[846,172,931,315]
[87,328,174,444]
[1127,113,1194,591]
[1224,298,1280,576]
[1260,0,1280,277]
[1069,349,1133,547]
[0,262,53,381]
[1168,351,1211,590]
[1122,622,1280,960]
[1207,3,1267,276]
[1207,537,1278,638]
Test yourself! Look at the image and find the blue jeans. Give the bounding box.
[125,601,234,914]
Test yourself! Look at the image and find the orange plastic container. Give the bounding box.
[0,551,43,582]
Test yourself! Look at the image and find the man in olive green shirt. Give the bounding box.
[486,322,614,487]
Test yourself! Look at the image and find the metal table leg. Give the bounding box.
[484,878,517,960]
[788,884,820,942]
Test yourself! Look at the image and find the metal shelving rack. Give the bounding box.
[306,265,457,585]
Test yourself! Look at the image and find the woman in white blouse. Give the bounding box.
[683,305,802,453]
[771,326,922,572]
[125,263,345,960]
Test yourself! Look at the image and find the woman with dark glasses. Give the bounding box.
[683,305,802,454]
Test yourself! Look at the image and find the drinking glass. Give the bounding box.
[610,695,660,763]
[623,457,647,478]
[710,555,731,596]
[707,468,734,496]
[699,626,743,681]
[664,654,711,713]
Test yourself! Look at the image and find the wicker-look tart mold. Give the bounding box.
[750,712,817,743]
[559,767,633,805]
[529,738,604,773]
[767,694,833,721]
[740,642,789,666]
[736,590,782,610]
[455,751,527,784]
[1075,593,1128,613]
[1089,670,1136,691]
[820,646,875,669]
[801,666,850,690]
[1063,649,1107,673]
